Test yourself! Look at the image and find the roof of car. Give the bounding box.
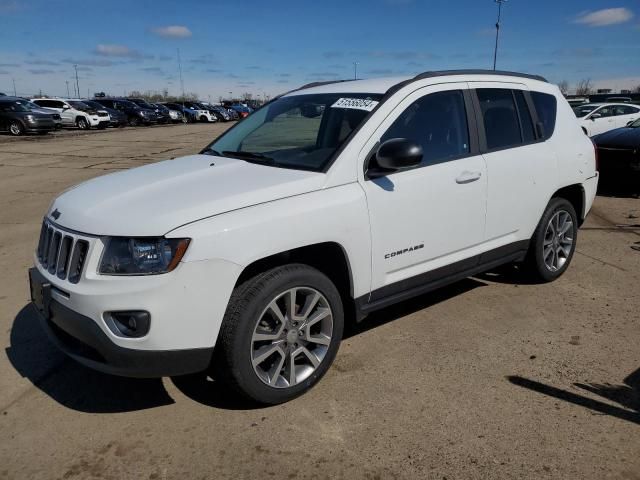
[285,70,549,97]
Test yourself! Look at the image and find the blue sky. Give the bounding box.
[0,0,639,99]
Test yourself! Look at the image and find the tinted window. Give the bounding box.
[617,105,640,115]
[381,90,470,166]
[514,90,535,143]
[595,106,614,118]
[531,92,557,139]
[477,89,521,150]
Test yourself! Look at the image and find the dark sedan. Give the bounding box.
[593,118,640,188]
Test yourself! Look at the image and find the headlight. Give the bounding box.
[25,115,36,123]
[139,110,147,117]
[99,237,190,275]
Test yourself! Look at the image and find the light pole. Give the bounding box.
[353,61,359,80]
[493,0,507,71]
[12,77,17,96]
[65,80,70,97]
[74,64,80,98]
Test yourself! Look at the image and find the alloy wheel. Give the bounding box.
[9,122,22,135]
[250,287,333,389]
[543,209,574,272]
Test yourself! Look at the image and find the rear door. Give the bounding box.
[615,105,640,127]
[470,84,557,249]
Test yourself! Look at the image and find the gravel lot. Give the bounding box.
[0,124,639,480]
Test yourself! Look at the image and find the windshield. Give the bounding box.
[573,105,598,118]
[0,101,31,112]
[205,93,382,171]
[82,100,103,110]
[629,118,640,128]
[68,101,91,111]
[131,99,153,108]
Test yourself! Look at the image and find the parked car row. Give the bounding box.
[0,96,243,136]
[574,102,640,136]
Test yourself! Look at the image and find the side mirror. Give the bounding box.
[375,138,423,171]
[62,105,70,110]
[590,113,601,120]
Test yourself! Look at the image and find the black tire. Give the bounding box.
[524,198,578,282]
[214,264,344,405]
[128,116,140,127]
[9,120,25,136]
[76,117,89,130]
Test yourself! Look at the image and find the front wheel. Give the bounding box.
[76,117,89,130]
[9,121,25,136]
[524,198,578,282]
[215,264,344,405]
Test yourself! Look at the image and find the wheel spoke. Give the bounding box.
[284,352,297,386]
[299,292,321,321]
[252,344,282,367]
[267,300,286,324]
[284,288,297,319]
[304,307,330,329]
[252,328,281,342]
[304,332,331,346]
[299,347,321,368]
[268,350,286,385]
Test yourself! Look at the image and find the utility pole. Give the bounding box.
[74,64,80,98]
[353,62,359,80]
[493,0,507,71]
[65,80,70,97]
[177,48,185,99]
[12,78,16,96]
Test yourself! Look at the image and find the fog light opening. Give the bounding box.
[106,311,151,338]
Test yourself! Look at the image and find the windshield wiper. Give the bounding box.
[222,150,275,165]
[201,147,222,156]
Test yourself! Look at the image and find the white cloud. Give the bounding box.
[574,8,634,27]
[151,25,192,39]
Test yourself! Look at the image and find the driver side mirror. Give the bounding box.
[590,113,601,120]
[368,138,423,178]
[62,105,70,110]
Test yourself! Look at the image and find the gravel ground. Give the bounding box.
[0,124,638,480]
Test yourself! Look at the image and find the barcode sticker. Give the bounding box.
[331,98,379,112]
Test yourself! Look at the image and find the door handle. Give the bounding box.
[456,171,482,184]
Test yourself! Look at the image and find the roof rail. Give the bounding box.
[412,69,548,83]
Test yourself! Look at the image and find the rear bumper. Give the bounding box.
[31,268,213,378]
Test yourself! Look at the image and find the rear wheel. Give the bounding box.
[524,198,578,282]
[215,264,344,405]
[128,116,140,127]
[9,121,25,136]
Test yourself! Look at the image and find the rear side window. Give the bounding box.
[477,89,521,150]
[530,92,557,139]
[513,90,536,143]
[381,90,470,166]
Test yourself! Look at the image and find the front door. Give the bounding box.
[360,83,487,302]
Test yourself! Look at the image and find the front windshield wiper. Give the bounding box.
[221,150,275,165]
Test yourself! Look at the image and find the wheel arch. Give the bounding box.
[552,184,586,224]
[234,242,356,316]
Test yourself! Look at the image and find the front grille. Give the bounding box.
[37,220,90,283]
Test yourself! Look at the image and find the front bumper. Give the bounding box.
[29,267,214,377]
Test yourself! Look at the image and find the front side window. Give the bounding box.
[205,93,382,171]
[380,90,470,166]
[477,89,522,150]
[593,106,614,118]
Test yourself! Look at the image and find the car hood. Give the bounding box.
[594,127,640,148]
[48,154,326,236]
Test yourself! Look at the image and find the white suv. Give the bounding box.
[31,98,110,130]
[29,71,598,404]
[574,102,640,136]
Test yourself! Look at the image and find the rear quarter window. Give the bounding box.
[531,92,557,139]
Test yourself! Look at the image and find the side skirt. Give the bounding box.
[356,240,530,316]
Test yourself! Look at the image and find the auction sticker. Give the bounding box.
[331,98,379,112]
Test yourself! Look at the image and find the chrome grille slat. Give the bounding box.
[36,220,90,283]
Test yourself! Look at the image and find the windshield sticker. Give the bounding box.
[331,98,379,112]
